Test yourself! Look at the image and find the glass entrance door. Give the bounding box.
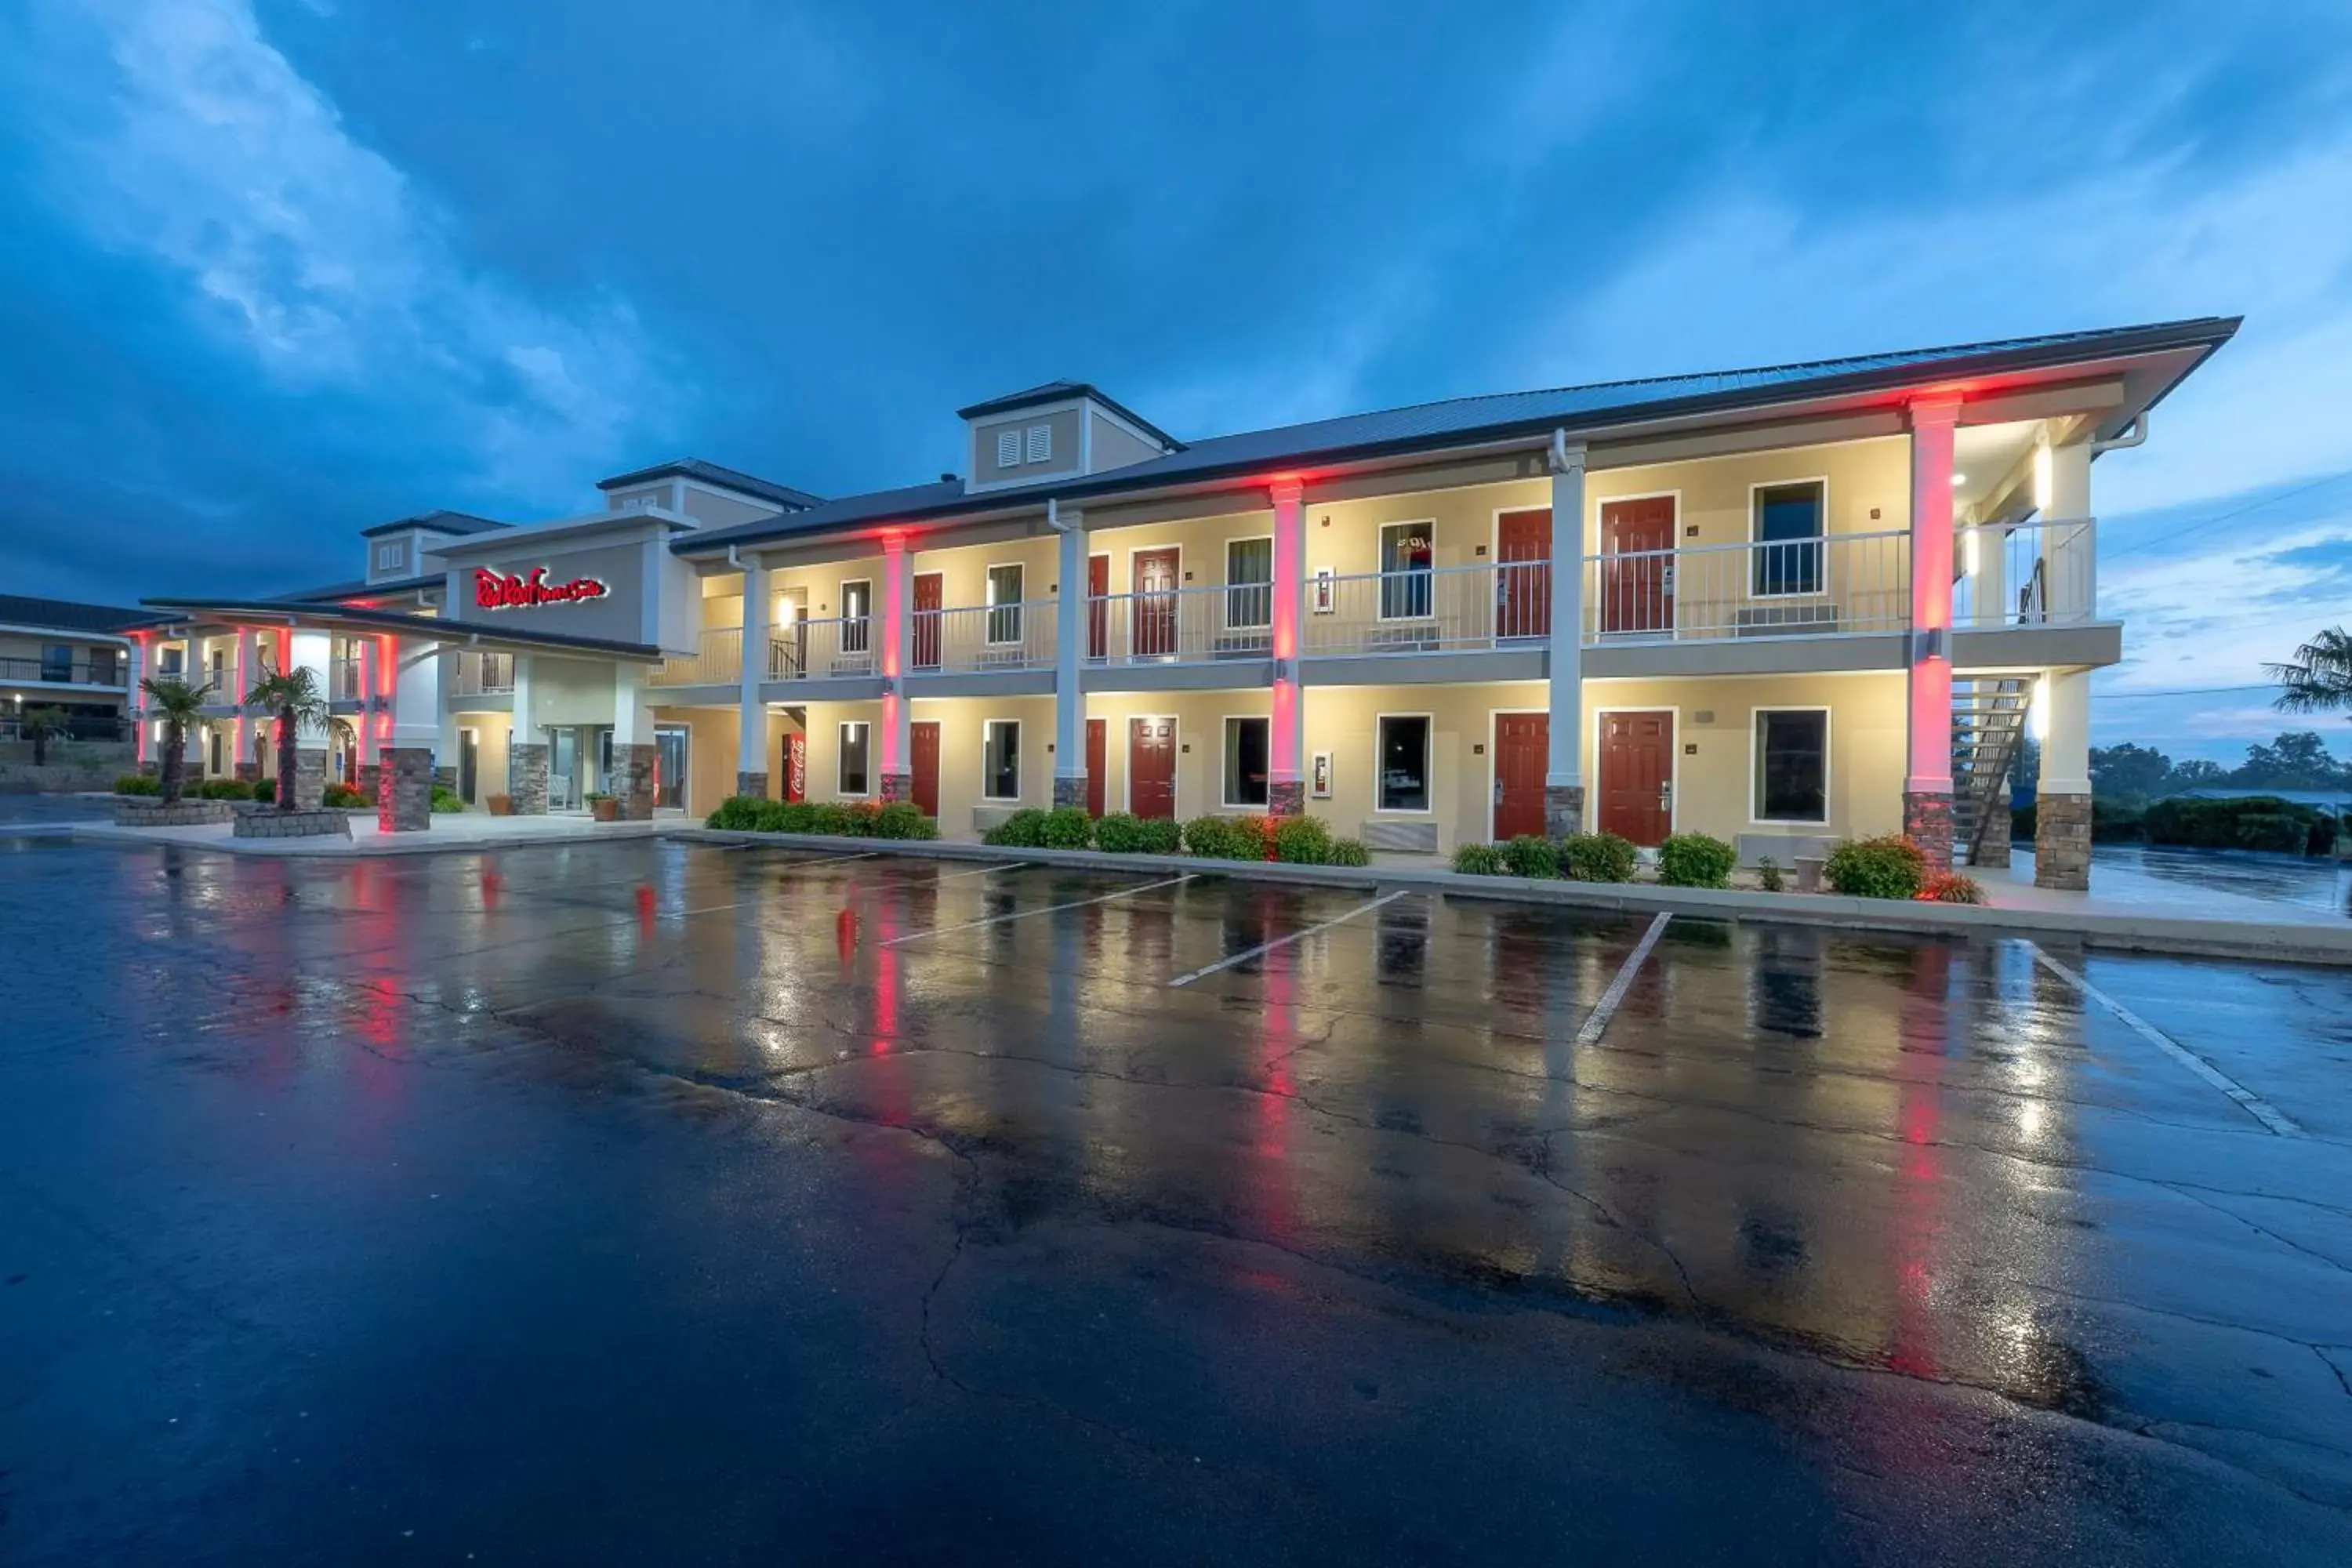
[655,725,689,811]
[548,728,581,811]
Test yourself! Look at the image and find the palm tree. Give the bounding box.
[2268,628,2352,719]
[243,666,328,811]
[19,705,72,767]
[139,676,213,804]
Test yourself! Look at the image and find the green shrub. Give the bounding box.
[2143,795,2332,856]
[252,776,278,805]
[1656,832,1737,888]
[1452,842,1508,876]
[984,808,1051,848]
[1921,870,1985,905]
[1559,831,1637,883]
[429,785,463,814]
[323,782,367,808]
[1094,812,1148,852]
[706,795,763,829]
[1272,815,1333,865]
[2090,800,2145,843]
[874,801,938,840]
[1756,856,1785,893]
[1040,806,1094,849]
[1824,834,1929,899]
[753,800,798,832]
[1326,837,1370,867]
[812,801,882,837]
[1183,815,1267,860]
[1500,835,1559,878]
[1135,815,1184,855]
[114,774,160,797]
[196,778,251,800]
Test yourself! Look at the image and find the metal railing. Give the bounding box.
[1087,584,1272,666]
[328,655,362,701]
[1303,561,1553,658]
[1581,528,1911,641]
[651,626,743,687]
[0,655,127,688]
[912,601,1058,674]
[448,650,515,699]
[1955,517,2097,628]
[767,615,876,681]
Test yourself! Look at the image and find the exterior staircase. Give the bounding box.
[1951,677,2031,866]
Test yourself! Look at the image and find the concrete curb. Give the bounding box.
[666,827,2352,967]
[64,818,667,858]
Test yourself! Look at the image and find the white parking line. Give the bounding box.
[765,851,880,873]
[1166,889,1411,988]
[881,874,1196,947]
[2027,943,2303,1137]
[880,859,1018,884]
[1573,912,1672,1047]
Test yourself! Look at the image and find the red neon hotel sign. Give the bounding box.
[474,566,612,610]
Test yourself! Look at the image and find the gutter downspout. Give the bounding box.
[2090,413,2147,455]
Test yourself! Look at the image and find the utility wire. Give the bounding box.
[2101,469,2352,560]
[2099,682,2278,699]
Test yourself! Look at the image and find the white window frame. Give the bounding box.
[1748,706,1832,826]
[838,578,873,656]
[1223,535,1274,630]
[1376,520,1437,622]
[1747,477,1831,601]
[1372,710,1436,815]
[996,429,1022,470]
[984,562,1025,646]
[980,717,1022,802]
[1026,423,1051,463]
[837,720,873,797]
[1221,713,1271,809]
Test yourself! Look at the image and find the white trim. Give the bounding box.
[1485,706,1550,843]
[1374,520,1439,624]
[1748,704,1833,827]
[979,715,1023,802]
[1219,711,1272,809]
[1591,706,1680,844]
[837,576,874,655]
[1123,543,1184,659]
[1590,490,1682,636]
[1124,711,1180,820]
[1221,533,1275,630]
[1746,476,1833,601]
[995,429,1022,470]
[837,719,874,797]
[982,560,1027,646]
[1371,710,1436,815]
[1025,423,1052,465]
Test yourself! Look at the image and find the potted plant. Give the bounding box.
[486,792,513,816]
[586,789,619,822]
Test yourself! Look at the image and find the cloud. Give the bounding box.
[9,0,683,507]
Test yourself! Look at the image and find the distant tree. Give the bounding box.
[2267,627,2352,720]
[18,706,73,767]
[2089,742,2174,803]
[2169,758,2227,788]
[2230,731,2352,791]
[2007,735,2040,808]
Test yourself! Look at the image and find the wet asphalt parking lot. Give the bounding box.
[2,829,2350,1565]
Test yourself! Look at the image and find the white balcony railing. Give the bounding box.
[1955,517,2096,628]
[448,650,516,699]
[1303,561,1553,658]
[768,615,877,681]
[651,626,742,687]
[912,601,1058,674]
[1087,583,1273,666]
[327,655,362,701]
[1581,528,1912,642]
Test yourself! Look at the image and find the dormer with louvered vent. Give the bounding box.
[956,383,1179,494]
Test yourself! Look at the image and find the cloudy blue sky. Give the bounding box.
[2,0,2349,760]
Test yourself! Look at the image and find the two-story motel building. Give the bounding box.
[129,317,2235,887]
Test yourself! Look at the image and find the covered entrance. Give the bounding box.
[1597,710,1675,846]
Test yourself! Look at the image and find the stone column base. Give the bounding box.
[735,771,769,801]
[358,761,382,801]
[139,758,161,778]
[1903,789,1955,868]
[509,743,550,815]
[612,742,658,821]
[1052,774,1089,811]
[432,764,458,795]
[1268,778,1305,818]
[291,746,329,810]
[379,747,433,833]
[2034,791,2092,891]
[1974,787,2013,868]
[879,771,912,804]
[1544,783,1586,838]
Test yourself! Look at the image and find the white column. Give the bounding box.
[1904,394,1962,863]
[879,535,912,800]
[356,638,381,766]
[125,638,147,767]
[232,628,257,772]
[2046,430,2096,619]
[736,557,769,795]
[1053,509,1087,808]
[391,640,441,748]
[511,654,534,739]
[1269,480,1306,815]
[2039,670,2091,795]
[613,663,651,747]
[1544,438,1587,834]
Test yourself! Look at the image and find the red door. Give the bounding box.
[912,572,943,670]
[1597,711,1674,847]
[1087,554,1110,661]
[1085,717,1107,818]
[1132,548,1179,659]
[1493,712,1550,840]
[1601,498,1676,634]
[909,721,941,818]
[1128,717,1176,820]
[1495,508,1552,640]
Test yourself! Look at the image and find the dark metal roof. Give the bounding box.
[267,574,444,604]
[140,599,665,662]
[357,510,510,539]
[683,317,2240,555]
[0,593,167,635]
[955,381,1181,450]
[593,458,823,511]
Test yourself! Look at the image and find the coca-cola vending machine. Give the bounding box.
[784,732,807,803]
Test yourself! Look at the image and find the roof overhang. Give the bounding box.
[139,600,666,662]
[426,509,693,561]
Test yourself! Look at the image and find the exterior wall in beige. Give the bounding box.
[1306,481,1552,579]
[972,408,1081,485]
[768,554,885,622]
[1080,688,1263,822]
[1086,506,1276,593]
[1089,412,1161,471]
[799,699,884,803]
[912,694,1058,833]
[1302,681,1548,850]
[1584,434,1912,554]
[448,713,511,807]
[652,704,742,818]
[532,656,619,728]
[679,486,779,530]
[910,534,1060,610]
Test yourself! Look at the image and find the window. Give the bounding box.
[1377,715,1431,811]
[1026,423,1051,463]
[996,429,1021,470]
[982,719,1021,800]
[1379,522,1434,619]
[1223,716,1269,807]
[159,647,183,676]
[89,647,119,686]
[837,721,871,795]
[1225,538,1272,628]
[376,540,407,571]
[840,579,873,655]
[209,729,223,773]
[41,644,71,683]
[1752,481,1826,596]
[985,563,1024,645]
[1753,709,1828,823]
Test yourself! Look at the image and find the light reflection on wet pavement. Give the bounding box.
[2,832,2350,1565]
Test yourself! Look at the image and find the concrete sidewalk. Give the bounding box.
[52,811,672,857]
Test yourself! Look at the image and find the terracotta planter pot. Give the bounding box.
[486,793,512,816]
[590,798,620,823]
